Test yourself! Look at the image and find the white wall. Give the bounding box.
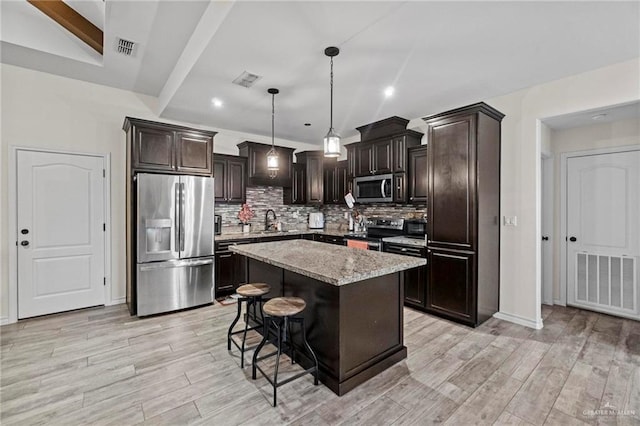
[2,58,639,327]
[0,63,320,323]
[486,58,640,328]
[549,117,640,302]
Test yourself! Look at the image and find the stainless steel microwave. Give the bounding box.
[354,174,393,203]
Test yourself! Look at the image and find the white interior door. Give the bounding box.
[17,150,105,318]
[566,150,640,319]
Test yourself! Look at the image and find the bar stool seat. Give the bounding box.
[252,296,319,407]
[237,283,270,298]
[262,297,305,317]
[227,283,270,368]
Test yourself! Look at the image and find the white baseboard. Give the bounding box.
[493,311,544,330]
[0,316,10,326]
[553,299,566,306]
[542,299,554,306]
[107,297,126,306]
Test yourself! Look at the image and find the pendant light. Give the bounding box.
[266,88,279,178]
[323,46,341,158]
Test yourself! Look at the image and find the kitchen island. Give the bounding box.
[230,239,426,396]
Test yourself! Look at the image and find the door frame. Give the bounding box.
[559,144,640,308]
[541,154,554,306]
[7,146,112,324]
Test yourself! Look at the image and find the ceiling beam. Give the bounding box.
[155,0,236,117]
[28,0,103,55]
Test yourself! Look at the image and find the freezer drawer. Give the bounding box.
[137,258,214,316]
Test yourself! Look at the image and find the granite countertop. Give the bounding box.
[230,239,426,286]
[216,228,346,242]
[382,236,428,248]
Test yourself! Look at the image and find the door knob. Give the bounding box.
[21,229,29,235]
[569,236,577,242]
[542,236,549,241]
[21,240,29,247]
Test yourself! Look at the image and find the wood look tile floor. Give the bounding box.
[1,303,639,425]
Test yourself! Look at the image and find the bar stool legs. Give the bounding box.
[251,297,319,407]
[227,283,270,368]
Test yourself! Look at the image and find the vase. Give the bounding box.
[242,224,251,233]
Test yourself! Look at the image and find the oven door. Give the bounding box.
[355,174,393,203]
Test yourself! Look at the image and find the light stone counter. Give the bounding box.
[230,239,426,286]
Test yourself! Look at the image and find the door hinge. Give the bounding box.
[103,277,106,286]
[103,169,106,178]
[103,223,106,232]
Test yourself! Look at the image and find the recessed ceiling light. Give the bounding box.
[211,98,223,108]
[591,113,607,120]
[384,86,394,98]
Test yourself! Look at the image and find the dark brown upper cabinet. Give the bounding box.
[283,163,306,205]
[324,159,348,204]
[213,154,246,204]
[237,141,295,187]
[349,117,422,178]
[408,145,428,204]
[123,117,216,176]
[295,151,324,204]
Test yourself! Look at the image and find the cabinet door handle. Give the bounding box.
[410,197,413,201]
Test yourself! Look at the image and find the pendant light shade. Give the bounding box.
[324,46,341,158]
[266,88,279,178]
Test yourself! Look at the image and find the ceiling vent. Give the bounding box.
[232,71,261,88]
[115,38,136,56]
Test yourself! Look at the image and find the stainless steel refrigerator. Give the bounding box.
[136,173,214,316]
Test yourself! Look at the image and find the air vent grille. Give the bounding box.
[116,38,136,56]
[232,71,261,88]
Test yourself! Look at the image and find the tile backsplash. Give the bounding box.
[216,185,427,233]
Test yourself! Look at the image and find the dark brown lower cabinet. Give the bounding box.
[427,249,475,325]
[214,241,248,296]
[404,265,426,309]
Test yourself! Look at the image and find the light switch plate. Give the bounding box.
[503,215,518,226]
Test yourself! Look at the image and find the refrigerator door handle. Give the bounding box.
[180,182,185,252]
[183,258,214,267]
[174,182,180,253]
[139,258,213,271]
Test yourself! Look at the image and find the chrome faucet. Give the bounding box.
[265,209,277,231]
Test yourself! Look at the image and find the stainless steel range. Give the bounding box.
[344,217,405,251]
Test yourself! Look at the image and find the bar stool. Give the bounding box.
[252,297,319,407]
[227,283,270,368]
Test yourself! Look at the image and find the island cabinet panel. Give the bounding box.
[124,117,216,176]
[243,257,407,396]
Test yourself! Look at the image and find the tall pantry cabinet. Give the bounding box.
[423,103,504,327]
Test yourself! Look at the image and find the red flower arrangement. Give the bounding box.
[237,204,254,224]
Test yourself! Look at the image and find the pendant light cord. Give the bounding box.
[271,92,275,147]
[329,56,334,130]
